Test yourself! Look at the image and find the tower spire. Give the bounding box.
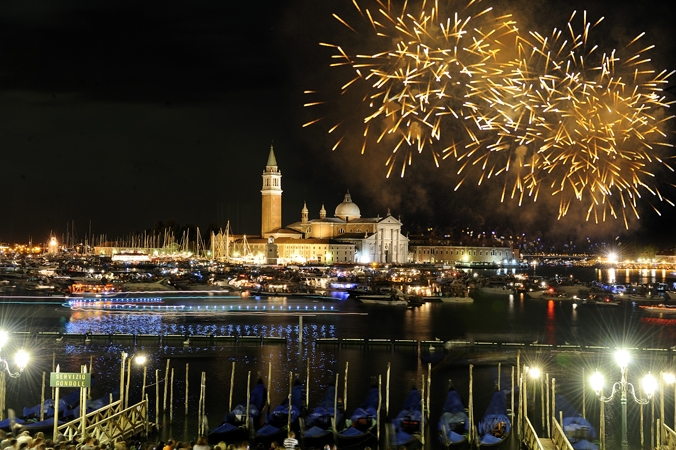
[266,142,277,167]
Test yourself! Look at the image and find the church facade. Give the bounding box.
[237,146,409,265]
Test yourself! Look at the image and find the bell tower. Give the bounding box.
[261,144,282,237]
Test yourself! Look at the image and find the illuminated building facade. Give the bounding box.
[409,244,520,266]
[254,147,408,264]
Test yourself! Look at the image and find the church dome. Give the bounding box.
[335,191,361,221]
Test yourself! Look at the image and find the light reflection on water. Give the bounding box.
[3,267,676,447]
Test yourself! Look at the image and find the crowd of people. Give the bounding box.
[0,430,368,450]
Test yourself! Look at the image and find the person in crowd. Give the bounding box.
[82,437,95,450]
[16,433,31,449]
[282,431,297,450]
[192,437,209,450]
[163,440,175,450]
[3,440,17,450]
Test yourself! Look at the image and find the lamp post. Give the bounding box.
[134,355,149,438]
[660,372,675,447]
[135,355,148,402]
[590,349,656,450]
[0,331,30,421]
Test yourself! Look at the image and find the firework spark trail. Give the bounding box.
[306,0,519,176]
[483,11,676,227]
[306,1,675,227]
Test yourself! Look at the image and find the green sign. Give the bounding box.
[50,372,91,388]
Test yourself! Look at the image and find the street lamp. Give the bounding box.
[590,349,656,450]
[0,331,29,377]
[0,331,29,422]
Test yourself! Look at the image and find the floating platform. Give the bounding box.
[28,332,286,346]
[65,300,340,315]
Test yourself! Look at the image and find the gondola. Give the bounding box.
[209,379,267,444]
[438,387,469,446]
[554,395,598,450]
[22,389,82,419]
[336,386,379,449]
[301,385,343,448]
[13,416,66,433]
[255,381,304,446]
[63,393,114,419]
[2,389,88,432]
[392,387,423,447]
[477,391,510,447]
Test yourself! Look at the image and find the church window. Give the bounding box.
[473,251,476,256]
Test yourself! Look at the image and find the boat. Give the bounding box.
[13,416,66,433]
[579,294,620,307]
[68,282,118,297]
[0,417,25,431]
[301,385,343,447]
[392,387,422,447]
[639,304,676,315]
[21,389,82,419]
[358,289,408,306]
[477,391,510,447]
[479,285,514,296]
[422,293,474,304]
[255,381,304,445]
[525,290,547,298]
[336,386,379,449]
[554,395,598,450]
[209,379,267,444]
[438,296,474,304]
[62,393,114,419]
[438,387,469,446]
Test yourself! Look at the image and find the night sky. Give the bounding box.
[1,0,675,246]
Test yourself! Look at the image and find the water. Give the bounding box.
[1,266,674,449]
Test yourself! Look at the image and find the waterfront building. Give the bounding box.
[225,145,409,265]
[408,243,520,266]
[407,233,520,266]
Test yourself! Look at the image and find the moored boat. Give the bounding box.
[438,387,469,446]
[301,385,343,447]
[209,379,267,444]
[255,381,304,446]
[336,386,379,449]
[422,293,473,303]
[392,387,422,447]
[479,285,514,296]
[477,391,510,447]
[580,294,620,307]
[554,395,598,450]
[358,289,408,306]
[640,304,676,315]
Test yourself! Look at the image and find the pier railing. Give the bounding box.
[58,399,149,444]
[522,417,544,450]
[663,423,676,450]
[551,418,575,450]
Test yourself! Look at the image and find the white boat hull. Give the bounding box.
[438,296,474,303]
[480,286,514,295]
[359,297,408,306]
